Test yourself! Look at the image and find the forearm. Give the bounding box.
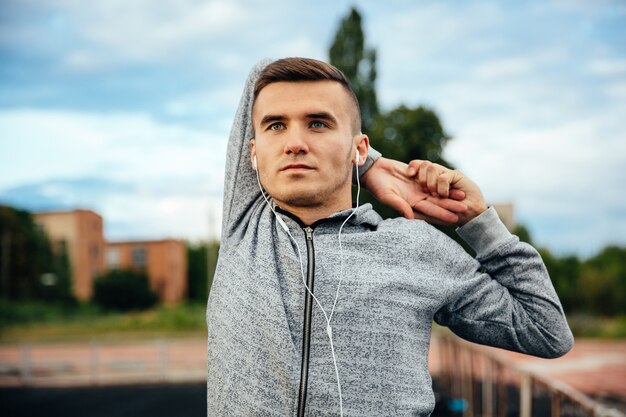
[436,208,573,358]
[221,60,271,242]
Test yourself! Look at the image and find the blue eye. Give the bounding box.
[310,121,326,129]
[269,123,285,131]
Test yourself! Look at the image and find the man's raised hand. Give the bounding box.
[407,160,488,226]
[361,157,469,225]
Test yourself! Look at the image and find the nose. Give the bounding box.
[284,126,309,156]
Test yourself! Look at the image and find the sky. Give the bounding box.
[1,0,625,257]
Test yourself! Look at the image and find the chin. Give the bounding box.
[281,192,325,208]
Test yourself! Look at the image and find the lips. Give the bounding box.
[280,164,314,171]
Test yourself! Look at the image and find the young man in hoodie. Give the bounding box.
[207,57,573,417]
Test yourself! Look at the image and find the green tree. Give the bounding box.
[0,205,73,303]
[37,242,74,304]
[369,105,453,167]
[513,224,533,245]
[329,7,453,220]
[579,246,626,316]
[187,242,208,302]
[187,240,220,303]
[93,269,157,311]
[329,7,379,132]
[538,248,581,314]
[207,240,219,296]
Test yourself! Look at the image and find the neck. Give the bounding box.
[277,201,352,226]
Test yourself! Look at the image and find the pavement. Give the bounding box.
[0,336,624,403]
[428,336,626,414]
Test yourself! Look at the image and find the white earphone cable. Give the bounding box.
[254,150,361,417]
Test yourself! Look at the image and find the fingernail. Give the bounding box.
[407,167,416,176]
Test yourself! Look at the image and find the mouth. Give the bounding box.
[280,164,315,172]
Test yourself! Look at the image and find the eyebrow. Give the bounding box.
[259,112,338,127]
[305,112,337,124]
[260,115,285,126]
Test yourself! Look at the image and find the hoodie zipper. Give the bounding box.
[297,225,315,417]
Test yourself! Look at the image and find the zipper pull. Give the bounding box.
[303,226,313,240]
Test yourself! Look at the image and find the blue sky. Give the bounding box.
[1,0,625,256]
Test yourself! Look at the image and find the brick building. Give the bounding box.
[34,209,106,301]
[34,209,187,304]
[106,239,187,305]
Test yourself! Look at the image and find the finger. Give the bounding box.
[428,197,468,212]
[413,200,459,224]
[382,193,415,220]
[426,164,440,196]
[436,173,451,198]
[417,161,430,191]
[407,160,425,177]
[449,189,465,200]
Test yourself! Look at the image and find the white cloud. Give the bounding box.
[2,0,625,254]
[102,191,222,242]
[0,108,228,241]
[588,58,626,76]
[0,108,227,187]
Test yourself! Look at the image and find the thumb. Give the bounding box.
[381,193,415,220]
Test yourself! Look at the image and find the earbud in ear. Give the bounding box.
[354,149,360,165]
[252,155,257,170]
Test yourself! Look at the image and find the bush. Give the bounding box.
[93,269,157,311]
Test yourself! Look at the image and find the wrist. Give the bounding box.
[458,202,488,226]
[360,155,392,189]
[456,207,512,255]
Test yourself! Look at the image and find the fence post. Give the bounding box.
[520,374,532,417]
[159,340,169,381]
[497,364,507,417]
[90,340,99,385]
[20,343,31,385]
[462,347,474,417]
[483,358,494,417]
[551,392,561,417]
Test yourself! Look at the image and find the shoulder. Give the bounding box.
[376,217,473,259]
[378,216,442,240]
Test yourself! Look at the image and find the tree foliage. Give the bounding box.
[0,205,73,303]
[93,269,157,311]
[329,7,453,219]
[369,105,452,167]
[579,246,626,316]
[540,244,625,317]
[329,7,379,133]
[187,242,208,302]
[186,240,220,302]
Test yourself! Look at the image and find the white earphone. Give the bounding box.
[252,148,362,417]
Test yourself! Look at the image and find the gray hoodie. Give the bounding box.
[206,60,573,416]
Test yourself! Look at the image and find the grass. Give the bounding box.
[567,314,626,339]
[0,301,207,343]
[1,301,625,344]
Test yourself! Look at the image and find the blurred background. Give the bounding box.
[1,1,625,416]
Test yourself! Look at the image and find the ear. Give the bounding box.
[353,134,369,167]
[250,138,257,170]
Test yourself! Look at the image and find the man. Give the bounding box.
[207,57,573,417]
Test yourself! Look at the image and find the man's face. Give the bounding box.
[251,80,358,210]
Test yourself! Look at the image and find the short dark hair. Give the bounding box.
[253,57,362,134]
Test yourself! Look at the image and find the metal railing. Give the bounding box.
[433,332,624,417]
[0,339,206,387]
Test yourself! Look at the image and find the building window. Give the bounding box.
[107,247,120,269]
[132,246,147,269]
[90,244,99,261]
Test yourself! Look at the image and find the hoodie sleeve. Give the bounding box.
[221,59,383,242]
[433,207,574,358]
[220,59,271,243]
